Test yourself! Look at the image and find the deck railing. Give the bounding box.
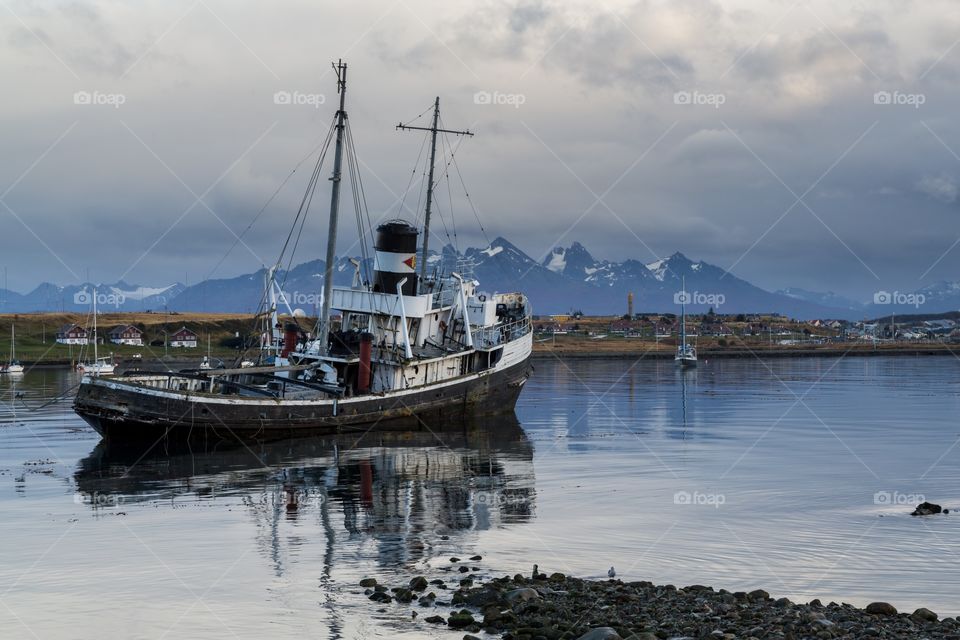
[473,315,532,349]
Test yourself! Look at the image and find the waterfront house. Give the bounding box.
[169,327,198,348]
[56,324,88,345]
[109,325,144,346]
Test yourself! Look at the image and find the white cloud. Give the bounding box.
[916,173,959,204]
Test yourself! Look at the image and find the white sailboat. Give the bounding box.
[77,288,115,376]
[675,277,697,368]
[2,324,24,374]
[199,334,213,370]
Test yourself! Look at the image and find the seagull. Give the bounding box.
[532,563,539,579]
[607,566,616,578]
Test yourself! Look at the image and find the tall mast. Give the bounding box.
[421,97,439,286]
[680,276,686,349]
[93,287,98,366]
[319,60,348,351]
[397,98,473,293]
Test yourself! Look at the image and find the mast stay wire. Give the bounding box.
[277,115,338,295]
[207,118,336,287]
[344,120,374,284]
[396,133,429,222]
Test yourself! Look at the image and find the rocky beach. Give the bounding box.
[360,561,959,639]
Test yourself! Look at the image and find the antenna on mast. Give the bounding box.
[397,97,473,293]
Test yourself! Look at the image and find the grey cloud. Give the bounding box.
[2,0,960,303]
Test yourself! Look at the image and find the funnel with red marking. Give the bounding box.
[373,220,419,296]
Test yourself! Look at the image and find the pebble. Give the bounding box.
[576,628,622,640]
[914,607,939,622]
[504,587,541,605]
[912,502,943,516]
[865,601,897,616]
[409,576,428,591]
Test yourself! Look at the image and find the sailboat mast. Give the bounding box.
[680,276,686,348]
[93,287,98,366]
[319,60,348,351]
[420,97,440,288]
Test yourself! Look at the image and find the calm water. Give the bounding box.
[1,356,959,638]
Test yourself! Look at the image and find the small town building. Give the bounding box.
[56,324,88,345]
[109,325,144,346]
[169,327,198,348]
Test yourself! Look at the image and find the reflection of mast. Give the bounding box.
[318,477,341,638]
[680,371,688,439]
[74,419,535,622]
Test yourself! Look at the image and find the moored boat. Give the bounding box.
[675,277,697,368]
[73,61,532,441]
[76,287,115,375]
[2,324,24,374]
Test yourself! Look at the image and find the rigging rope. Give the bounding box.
[345,120,374,284]
[277,115,337,294]
[396,133,428,222]
[206,119,337,284]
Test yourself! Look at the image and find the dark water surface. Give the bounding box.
[1,356,959,638]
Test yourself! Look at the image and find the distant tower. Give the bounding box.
[627,292,634,318]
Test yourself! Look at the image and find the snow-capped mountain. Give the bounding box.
[3,239,958,319]
[776,288,863,311]
[463,240,862,318]
[0,281,184,312]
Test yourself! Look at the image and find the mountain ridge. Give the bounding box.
[1,240,956,320]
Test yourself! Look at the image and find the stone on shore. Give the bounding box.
[576,627,622,640]
[865,601,897,615]
[359,577,377,587]
[409,576,428,591]
[447,610,476,629]
[374,563,954,640]
[504,587,541,605]
[911,501,943,516]
[913,607,938,622]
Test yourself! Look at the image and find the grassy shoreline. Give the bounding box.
[0,312,265,366]
[0,312,956,367]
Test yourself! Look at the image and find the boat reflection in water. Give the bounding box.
[74,415,535,571]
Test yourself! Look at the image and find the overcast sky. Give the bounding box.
[2,0,959,300]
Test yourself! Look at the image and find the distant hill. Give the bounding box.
[2,238,957,320]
